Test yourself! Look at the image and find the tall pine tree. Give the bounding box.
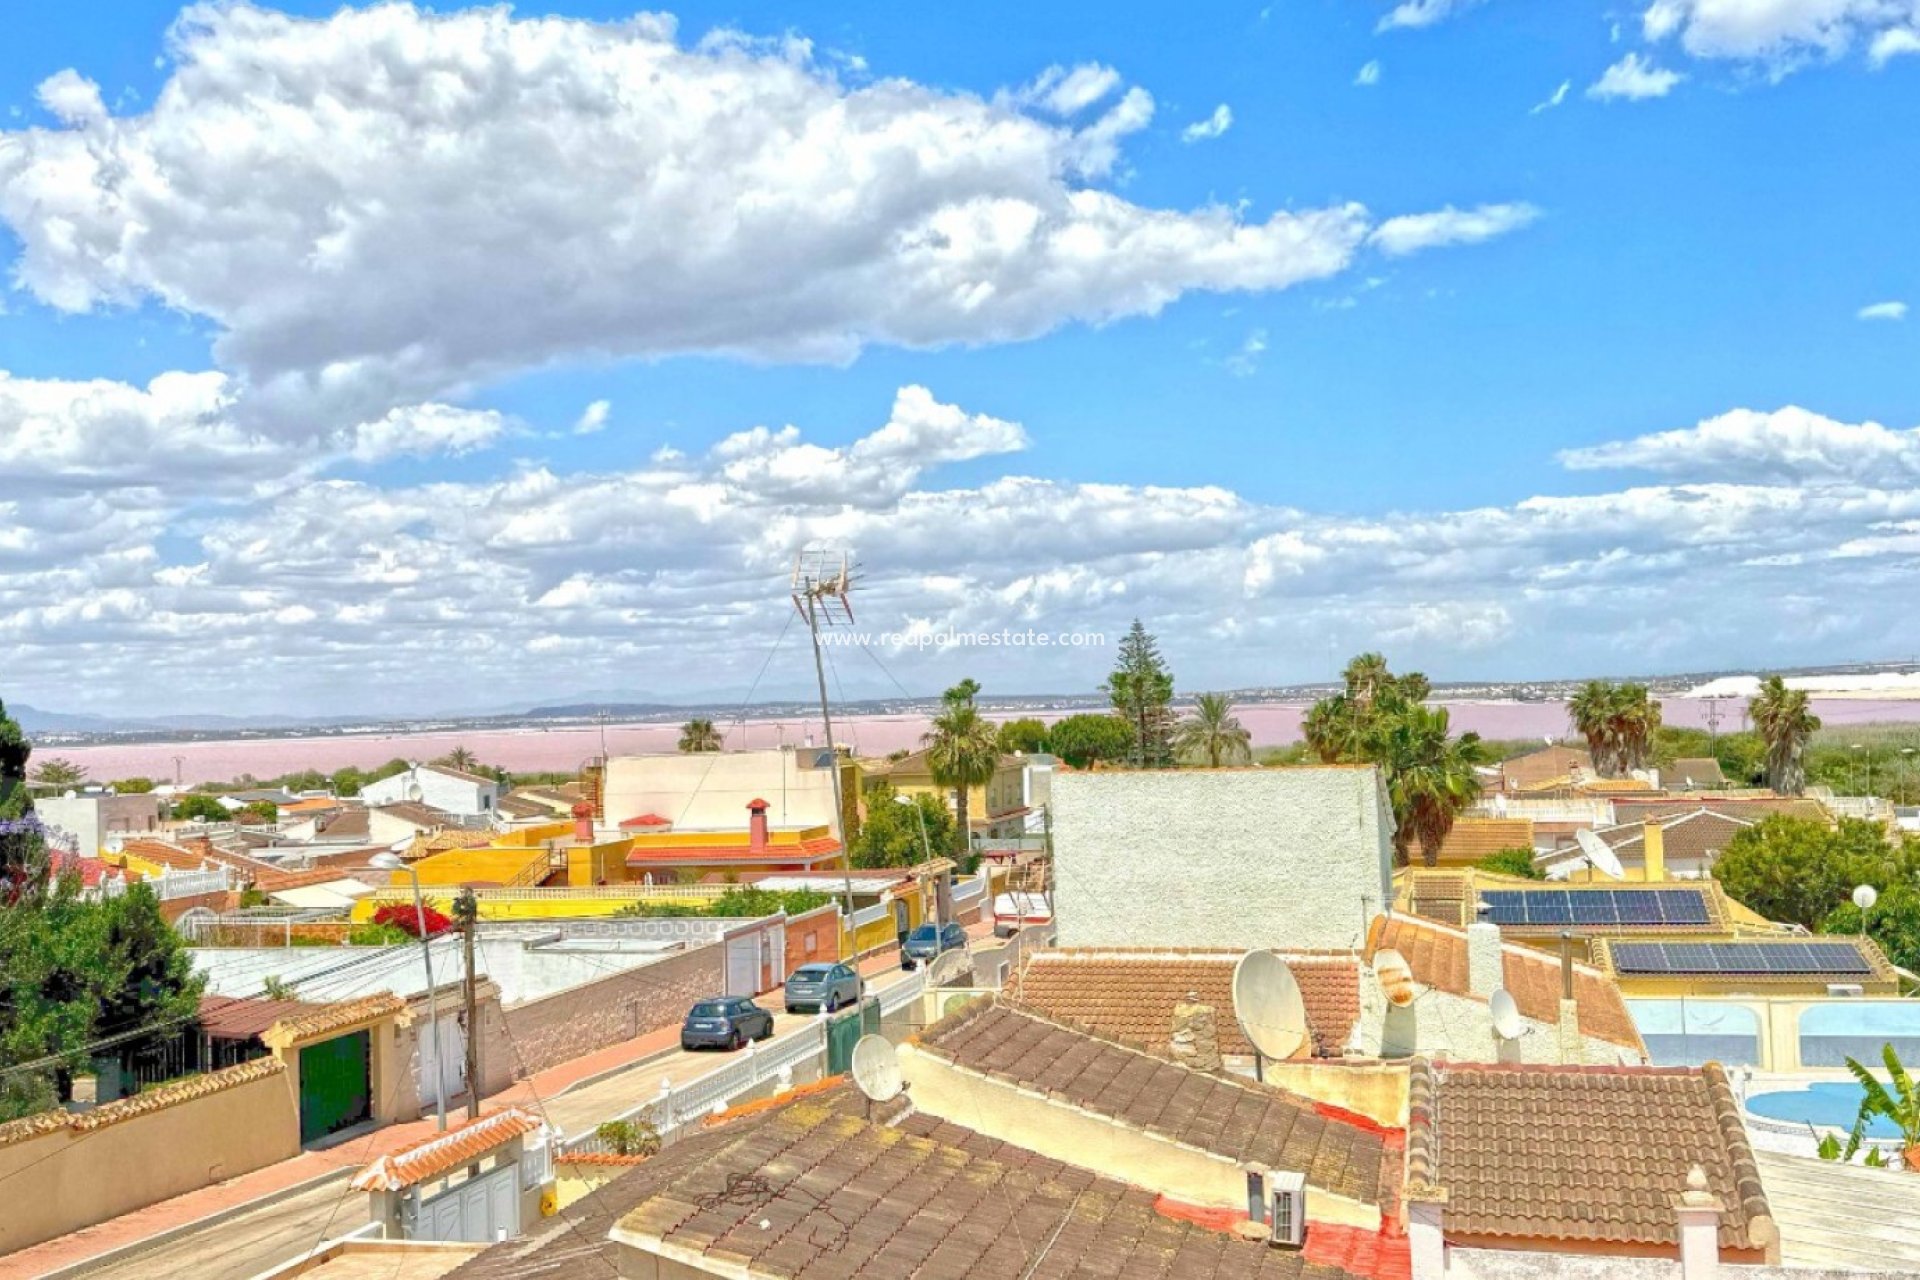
[1103,620,1176,768]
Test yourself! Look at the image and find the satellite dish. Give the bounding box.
[1372,948,1416,1008]
[1574,828,1624,880]
[1232,951,1309,1061]
[1490,989,1523,1041]
[851,1035,903,1103]
[407,783,426,804]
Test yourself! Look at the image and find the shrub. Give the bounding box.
[1475,848,1545,880]
[372,902,453,937]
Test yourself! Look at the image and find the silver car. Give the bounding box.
[784,962,862,1013]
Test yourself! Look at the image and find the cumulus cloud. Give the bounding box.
[1588,52,1685,100]
[1368,203,1541,256]
[1643,0,1920,71]
[0,4,1527,432]
[1377,0,1482,32]
[1859,300,1909,321]
[573,400,612,435]
[9,386,1920,713]
[1558,405,1920,485]
[1181,104,1234,142]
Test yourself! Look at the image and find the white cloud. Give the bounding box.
[1377,0,1482,32]
[1181,103,1234,142]
[1858,300,1909,321]
[1015,63,1123,115]
[1355,61,1383,87]
[1222,329,1268,377]
[35,69,107,125]
[1531,80,1572,113]
[0,4,1510,433]
[574,400,612,435]
[344,403,506,463]
[1558,405,1920,485]
[1642,0,1920,72]
[1587,52,1685,100]
[1368,203,1541,256]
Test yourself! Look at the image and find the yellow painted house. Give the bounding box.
[864,749,1028,839]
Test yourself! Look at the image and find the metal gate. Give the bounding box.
[298,1030,371,1144]
[725,934,759,996]
[411,1162,520,1243]
[415,1014,468,1112]
[825,997,883,1074]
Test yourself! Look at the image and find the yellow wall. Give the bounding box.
[0,1062,300,1255]
[1258,1059,1409,1129]
[351,884,724,923]
[407,846,553,887]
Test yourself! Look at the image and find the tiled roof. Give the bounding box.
[1611,795,1828,823]
[314,807,371,839]
[352,1108,542,1191]
[1405,1059,1773,1253]
[422,828,498,852]
[199,994,321,1040]
[918,999,1389,1205]
[1410,818,1535,865]
[1576,778,1656,794]
[448,1086,1369,1280]
[1367,915,1644,1053]
[267,993,410,1043]
[618,812,673,828]
[1576,809,1755,870]
[495,794,551,819]
[375,800,454,828]
[1499,746,1592,790]
[119,838,213,872]
[624,836,841,865]
[1669,758,1729,788]
[66,1058,287,1134]
[0,1108,73,1149]
[1006,948,1362,1058]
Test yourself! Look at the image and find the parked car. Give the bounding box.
[992,891,1053,938]
[901,920,969,967]
[784,962,863,1014]
[680,996,775,1051]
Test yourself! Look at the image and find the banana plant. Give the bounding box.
[1843,1043,1920,1165]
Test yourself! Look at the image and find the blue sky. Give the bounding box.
[1,1,1917,715]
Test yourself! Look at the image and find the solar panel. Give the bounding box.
[1652,889,1711,925]
[1571,894,1619,925]
[1611,942,1669,973]
[1665,943,1718,972]
[1613,939,1873,977]
[1526,893,1573,925]
[1616,893,1664,925]
[1805,942,1873,975]
[1480,891,1527,926]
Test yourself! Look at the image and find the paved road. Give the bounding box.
[62,965,929,1280]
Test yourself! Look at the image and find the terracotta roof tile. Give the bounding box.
[624,836,841,865]
[1668,758,1728,788]
[1366,915,1644,1053]
[267,993,409,1043]
[1499,746,1592,790]
[918,999,1390,1205]
[198,994,322,1040]
[352,1108,543,1191]
[1006,948,1362,1058]
[1404,1059,1774,1254]
[65,1058,287,1134]
[1410,818,1535,865]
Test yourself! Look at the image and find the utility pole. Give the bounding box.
[453,888,480,1121]
[792,547,859,962]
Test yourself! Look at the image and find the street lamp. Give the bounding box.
[370,851,447,1132]
[895,794,940,932]
[1854,884,1879,942]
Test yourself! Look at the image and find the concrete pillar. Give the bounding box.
[1643,820,1667,882]
[1466,911,1502,998]
[1676,1165,1723,1280]
[1407,1197,1447,1280]
[1557,997,1583,1064]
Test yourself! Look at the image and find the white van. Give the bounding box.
[992,892,1053,938]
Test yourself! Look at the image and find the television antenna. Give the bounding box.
[1574,828,1624,881]
[1372,948,1416,1008]
[1233,950,1309,1082]
[792,544,860,952]
[850,1034,904,1117]
[1489,989,1523,1041]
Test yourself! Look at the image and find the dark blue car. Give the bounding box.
[680,996,775,1051]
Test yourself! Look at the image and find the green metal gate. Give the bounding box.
[825,997,883,1074]
[298,1030,372,1144]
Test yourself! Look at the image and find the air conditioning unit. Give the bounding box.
[1242,1166,1307,1248]
[1827,984,1865,998]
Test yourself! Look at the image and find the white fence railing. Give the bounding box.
[521,1126,555,1190]
[559,971,929,1156]
[100,863,236,901]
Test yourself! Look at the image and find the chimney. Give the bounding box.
[747,799,770,854]
[1467,903,1502,998]
[1675,1164,1723,1280]
[1556,930,1582,1063]
[1643,820,1667,882]
[1170,990,1223,1073]
[571,802,594,844]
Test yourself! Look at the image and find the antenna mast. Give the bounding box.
[792,546,859,959]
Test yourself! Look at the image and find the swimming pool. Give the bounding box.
[1746,1081,1901,1139]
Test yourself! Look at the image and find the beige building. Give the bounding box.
[863,748,1028,840]
[35,790,163,856]
[600,747,858,838]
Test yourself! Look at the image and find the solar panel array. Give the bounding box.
[1479,888,1711,929]
[1610,941,1873,976]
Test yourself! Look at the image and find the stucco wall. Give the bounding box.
[603,749,847,832]
[503,941,723,1075]
[1257,1058,1410,1128]
[1050,769,1395,952]
[783,904,841,978]
[0,1061,299,1254]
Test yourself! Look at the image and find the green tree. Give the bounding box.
[236,800,279,824]
[434,746,481,773]
[1375,703,1486,866]
[1173,693,1252,767]
[1842,1044,1920,1162]
[1567,681,1662,776]
[596,1117,662,1157]
[29,757,87,791]
[1475,847,1546,880]
[922,681,1000,854]
[1102,620,1176,768]
[1046,714,1133,769]
[677,719,723,753]
[0,696,29,821]
[852,783,955,869]
[108,777,156,795]
[1711,815,1908,929]
[1824,882,1920,974]
[169,794,229,823]
[996,718,1050,755]
[331,766,367,797]
[1304,654,1433,765]
[1750,675,1821,795]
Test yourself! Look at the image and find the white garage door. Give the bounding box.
[413,1163,519,1243]
[726,934,759,996]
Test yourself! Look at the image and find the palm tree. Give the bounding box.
[677,719,723,753]
[1750,674,1820,795]
[1569,680,1619,775]
[1375,704,1486,866]
[1301,695,1356,764]
[437,746,480,772]
[922,687,1000,855]
[1343,652,1393,710]
[1175,693,1252,767]
[1613,684,1662,773]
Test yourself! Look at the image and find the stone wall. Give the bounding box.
[501,941,723,1075]
[1050,768,1395,953]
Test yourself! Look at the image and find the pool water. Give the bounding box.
[1746,1081,1901,1139]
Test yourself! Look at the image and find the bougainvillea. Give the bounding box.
[372,901,453,937]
